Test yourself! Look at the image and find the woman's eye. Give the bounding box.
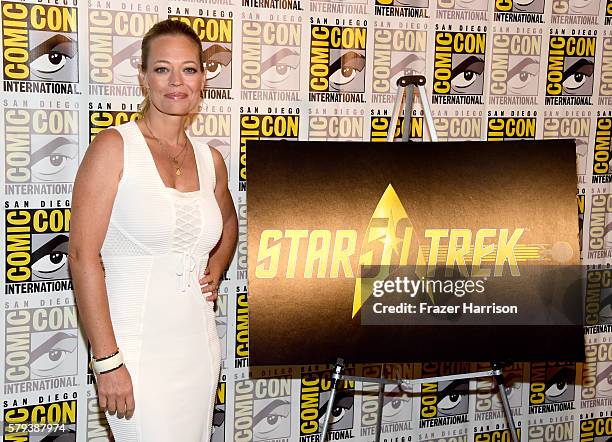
[31,51,70,74]
[154,67,168,73]
[185,67,198,74]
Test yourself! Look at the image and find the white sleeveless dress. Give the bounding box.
[96,120,223,441]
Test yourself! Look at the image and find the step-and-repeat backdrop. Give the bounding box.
[1,0,612,440]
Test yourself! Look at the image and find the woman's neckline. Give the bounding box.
[132,120,202,194]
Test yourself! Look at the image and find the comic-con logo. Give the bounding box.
[475,362,523,420]
[543,111,590,182]
[309,111,364,141]
[432,26,486,105]
[241,20,301,100]
[3,396,78,438]
[370,113,424,141]
[433,113,482,141]
[588,193,612,259]
[171,12,233,100]
[215,292,228,368]
[361,364,414,436]
[86,395,112,440]
[591,113,612,185]
[310,0,367,15]
[189,105,231,172]
[2,1,79,94]
[436,0,489,20]
[581,340,612,409]
[487,111,536,140]
[88,6,158,97]
[600,37,612,106]
[580,417,612,441]
[528,362,576,414]
[528,421,572,442]
[5,304,78,389]
[239,108,300,191]
[308,20,367,103]
[234,286,249,369]
[374,0,429,18]
[474,428,522,442]
[489,30,542,105]
[420,363,470,428]
[243,0,302,10]
[89,106,139,142]
[4,108,79,191]
[372,26,427,103]
[551,0,601,24]
[585,267,612,325]
[300,367,355,441]
[212,380,226,442]
[545,32,596,105]
[493,0,545,22]
[234,372,292,442]
[5,207,72,294]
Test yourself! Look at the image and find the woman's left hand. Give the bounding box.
[199,266,221,301]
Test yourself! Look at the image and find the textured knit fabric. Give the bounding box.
[96,120,222,441]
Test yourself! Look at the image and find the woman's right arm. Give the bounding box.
[68,128,135,419]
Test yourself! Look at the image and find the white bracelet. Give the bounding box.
[92,349,124,375]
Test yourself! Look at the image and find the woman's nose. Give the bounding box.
[169,70,183,86]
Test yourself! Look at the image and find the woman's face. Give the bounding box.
[140,34,204,117]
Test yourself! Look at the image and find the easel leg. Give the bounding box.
[375,364,384,442]
[321,359,344,442]
[492,363,520,442]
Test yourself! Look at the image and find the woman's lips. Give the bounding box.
[165,92,188,99]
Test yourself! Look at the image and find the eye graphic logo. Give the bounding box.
[591,116,612,184]
[3,399,77,439]
[171,14,233,99]
[5,208,72,293]
[489,33,542,105]
[300,368,355,440]
[495,0,545,13]
[4,306,78,386]
[487,115,536,140]
[212,381,226,442]
[432,30,486,105]
[372,28,427,102]
[241,21,301,100]
[528,362,576,413]
[4,108,79,187]
[419,363,471,428]
[545,35,596,105]
[239,112,300,190]
[475,362,524,416]
[88,9,158,94]
[361,364,414,434]
[2,2,79,93]
[309,24,367,102]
